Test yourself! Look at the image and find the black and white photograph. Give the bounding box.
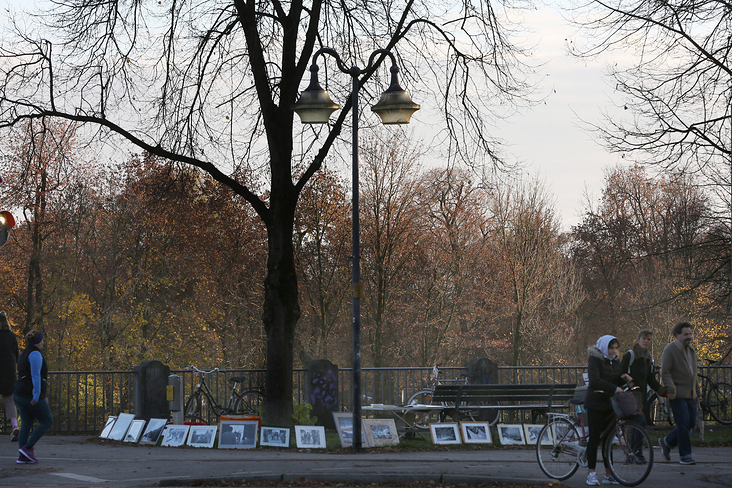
[295,425,326,449]
[187,425,217,448]
[332,412,369,448]
[497,423,526,445]
[430,423,461,445]
[108,412,135,441]
[363,418,399,447]
[260,426,290,448]
[460,422,492,444]
[124,419,146,443]
[99,416,117,439]
[140,418,168,445]
[219,420,258,449]
[524,423,552,445]
[161,424,190,447]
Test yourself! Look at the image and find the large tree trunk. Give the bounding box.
[261,186,300,426]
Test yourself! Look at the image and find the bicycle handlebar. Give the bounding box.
[188,365,219,374]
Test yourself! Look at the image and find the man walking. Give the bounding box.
[659,321,700,465]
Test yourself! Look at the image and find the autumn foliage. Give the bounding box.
[0,125,730,371]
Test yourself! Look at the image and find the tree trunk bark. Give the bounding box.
[261,189,301,426]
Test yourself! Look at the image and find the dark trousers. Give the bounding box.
[666,398,697,458]
[586,407,614,470]
[14,395,53,449]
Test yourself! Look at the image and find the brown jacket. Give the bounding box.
[660,340,701,399]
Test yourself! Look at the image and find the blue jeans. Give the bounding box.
[666,398,697,458]
[14,395,53,449]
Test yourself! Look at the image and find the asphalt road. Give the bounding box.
[0,435,730,487]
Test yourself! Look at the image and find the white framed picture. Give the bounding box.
[260,426,290,448]
[332,412,370,448]
[161,424,190,447]
[362,418,399,447]
[430,423,461,445]
[460,421,492,444]
[188,425,218,448]
[295,425,326,449]
[108,412,135,441]
[124,419,146,443]
[497,423,526,445]
[219,420,258,449]
[140,418,168,445]
[99,416,117,439]
[524,423,552,445]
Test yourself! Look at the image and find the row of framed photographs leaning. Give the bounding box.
[99,411,554,449]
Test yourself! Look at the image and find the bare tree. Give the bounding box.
[0,0,533,423]
[567,1,731,214]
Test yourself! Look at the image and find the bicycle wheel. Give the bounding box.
[407,390,442,429]
[647,394,674,426]
[461,401,501,426]
[705,381,732,425]
[184,391,205,423]
[536,417,580,481]
[234,389,265,416]
[604,421,653,487]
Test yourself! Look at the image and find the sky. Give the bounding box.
[0,1,628,231]
[486,4,629,230]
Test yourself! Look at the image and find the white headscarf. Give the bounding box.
[596,335,618,360]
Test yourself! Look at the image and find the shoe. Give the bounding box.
[586,472,601,486]
[680,456,696,465]
[18,445,37,463]
[603,475,620,485]
[16,454,31,464]
[10,427,19,442]
[659,437,671,461]
[634,454,647,464]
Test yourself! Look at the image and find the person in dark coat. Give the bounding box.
[0,311,19,441]
[14,329,53,464]
[620,329,665,428]
[584,335,632,486]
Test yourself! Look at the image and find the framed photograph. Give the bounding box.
[460,421,492,444]
[430,423,461,445]
[332,412,370,448]
[295,425,326,449]
[99,416,117,438]
[161,424,190,447]
[124,419,146,443]
[260,426,290,448]
[188,425,218,448]
[362,418,399,447]
[524,423,552,445]
[140,418,168,445]
[108,412,135,441]
[219,420,258,449]
[497,423,526,445]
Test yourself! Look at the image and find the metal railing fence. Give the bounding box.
[1,364,728,434]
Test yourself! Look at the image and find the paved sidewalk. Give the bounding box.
[0,436,730,487]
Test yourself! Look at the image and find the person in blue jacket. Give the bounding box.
[13,330,53,464]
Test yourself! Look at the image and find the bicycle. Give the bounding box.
[406,364,501,428]
[698,354,732,425]
[184,366,265,423]
[646,363,673,426]
[536,388,654,487]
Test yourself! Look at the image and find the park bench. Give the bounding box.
[432,382,578,423]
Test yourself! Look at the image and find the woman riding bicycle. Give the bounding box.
[585,335,632,486]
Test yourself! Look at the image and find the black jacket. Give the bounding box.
[14,344,48,401]
[620,344,663,408]
[0,329,18,395]
[585,346,624,412]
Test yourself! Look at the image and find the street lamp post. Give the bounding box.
[292,47,419,452]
